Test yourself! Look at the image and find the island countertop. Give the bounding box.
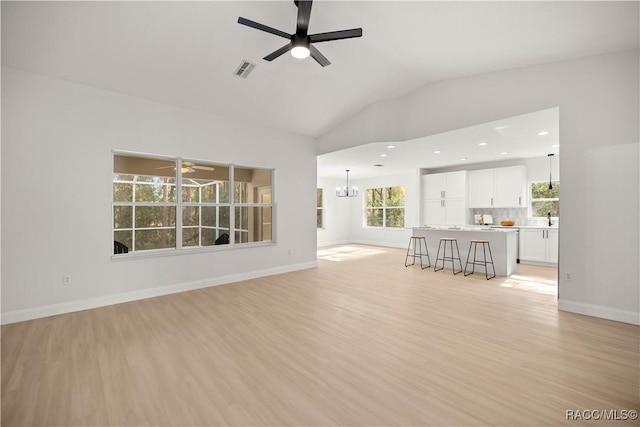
[412,226,517,276]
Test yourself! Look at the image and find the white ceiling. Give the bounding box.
[2,1,638,175]
[318,107,559,178]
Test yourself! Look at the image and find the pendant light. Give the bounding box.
[336,169,358,197]
[548,153,554,190]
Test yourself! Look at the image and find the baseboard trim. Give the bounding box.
[558,299,640,325]
[351,239,407,249]
[317,240,351,248]
[1,261,318,325]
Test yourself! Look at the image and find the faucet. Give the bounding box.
[548,212,553,227]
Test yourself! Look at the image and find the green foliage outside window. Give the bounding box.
[366,187,405,228]
[113,154,272,254]
[531,181,560,217]
[317,189,323,228]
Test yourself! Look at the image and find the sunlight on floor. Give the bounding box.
[317,245,386,262]
[500,274,557,296]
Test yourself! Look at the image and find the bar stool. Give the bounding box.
[405,236,431,269]
[434,237,462,274]
[464,239,496,280]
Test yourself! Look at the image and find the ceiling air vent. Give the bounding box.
[234,60,255,78]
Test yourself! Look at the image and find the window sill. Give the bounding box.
[111,241,277,261]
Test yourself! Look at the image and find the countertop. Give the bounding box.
[490,225,559,229]
[416,225,559,231]
[416,226,517,233]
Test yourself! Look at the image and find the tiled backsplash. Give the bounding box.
[469,208,558,227]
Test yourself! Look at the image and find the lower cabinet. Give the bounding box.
[520,228,558,264]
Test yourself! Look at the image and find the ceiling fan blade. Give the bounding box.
[238,17,291,39]
[192,165,215,171]
[296,0,313,35]
[309,28,363,43]
[264,43,293,61]
[309,44,331,67]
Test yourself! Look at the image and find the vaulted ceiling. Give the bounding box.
[3,1,638,142]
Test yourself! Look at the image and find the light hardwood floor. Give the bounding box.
[2,245,639,426]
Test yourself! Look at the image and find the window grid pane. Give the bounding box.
[114,155,273,254]
[364,186,405,228]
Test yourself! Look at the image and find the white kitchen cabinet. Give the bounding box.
[423,199,445,225]
[468,166,527,208]
[520,228,558,264]
[422,171,466,200]
[421,171,467,226]
[468,169,494,208]
[422,198,466,226]
[494,166,527,207]
[546,229,559,263]
[423,174,445,200]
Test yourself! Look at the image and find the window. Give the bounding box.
[113,156,177,252]
[113,153,273,254]
[365,186,405,228]
[530,181,560,218]
[234,167,273,244]
[181,164,230,248]
[317,188,323,228]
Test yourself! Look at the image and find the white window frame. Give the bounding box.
[113,151,275,257]
[317,188,324,229]
[364,186,406,229]
[529,180,560,219]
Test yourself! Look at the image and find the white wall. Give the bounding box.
[316,176,352,247]
[318,171,420,249]
[1,67,318,323]
[318,49,640,325]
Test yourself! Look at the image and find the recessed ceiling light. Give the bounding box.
[500,151,509,155]
[495,125,510,131]
[387,145,395,149]
[459,157,467,161]
[434,150,442,154]
[478,142,488,146]
[380,154,387,157]
[537,131,549,136]
[552,144,560,148]
[374,164,384,167]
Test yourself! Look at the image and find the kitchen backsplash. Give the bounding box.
[469,208,558,227]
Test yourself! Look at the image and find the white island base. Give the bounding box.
[412,227,518,276]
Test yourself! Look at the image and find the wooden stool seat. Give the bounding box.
[464,240,496,280]
[434,237,462,274]
[405,236,431,269]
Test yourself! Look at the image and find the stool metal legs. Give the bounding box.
[405,236,431,269]
[434,239,462,274]
[464,241,496,280]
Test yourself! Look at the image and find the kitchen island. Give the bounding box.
[412,226,518,276]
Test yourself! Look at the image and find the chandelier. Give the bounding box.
[336,169,358,197]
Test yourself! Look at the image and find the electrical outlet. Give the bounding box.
[63,275,72,285]
[565,272,572,281]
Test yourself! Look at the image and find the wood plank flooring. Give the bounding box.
[2,244,639,426]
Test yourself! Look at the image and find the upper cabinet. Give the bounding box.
[468,165,527,208]
[422,171,467,226]
[467,169,494,208]
[423,170,467,200]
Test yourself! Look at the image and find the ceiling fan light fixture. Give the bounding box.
[291,45,310,59]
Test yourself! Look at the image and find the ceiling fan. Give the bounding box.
[238,0,362,67]
[156,161,215,174]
